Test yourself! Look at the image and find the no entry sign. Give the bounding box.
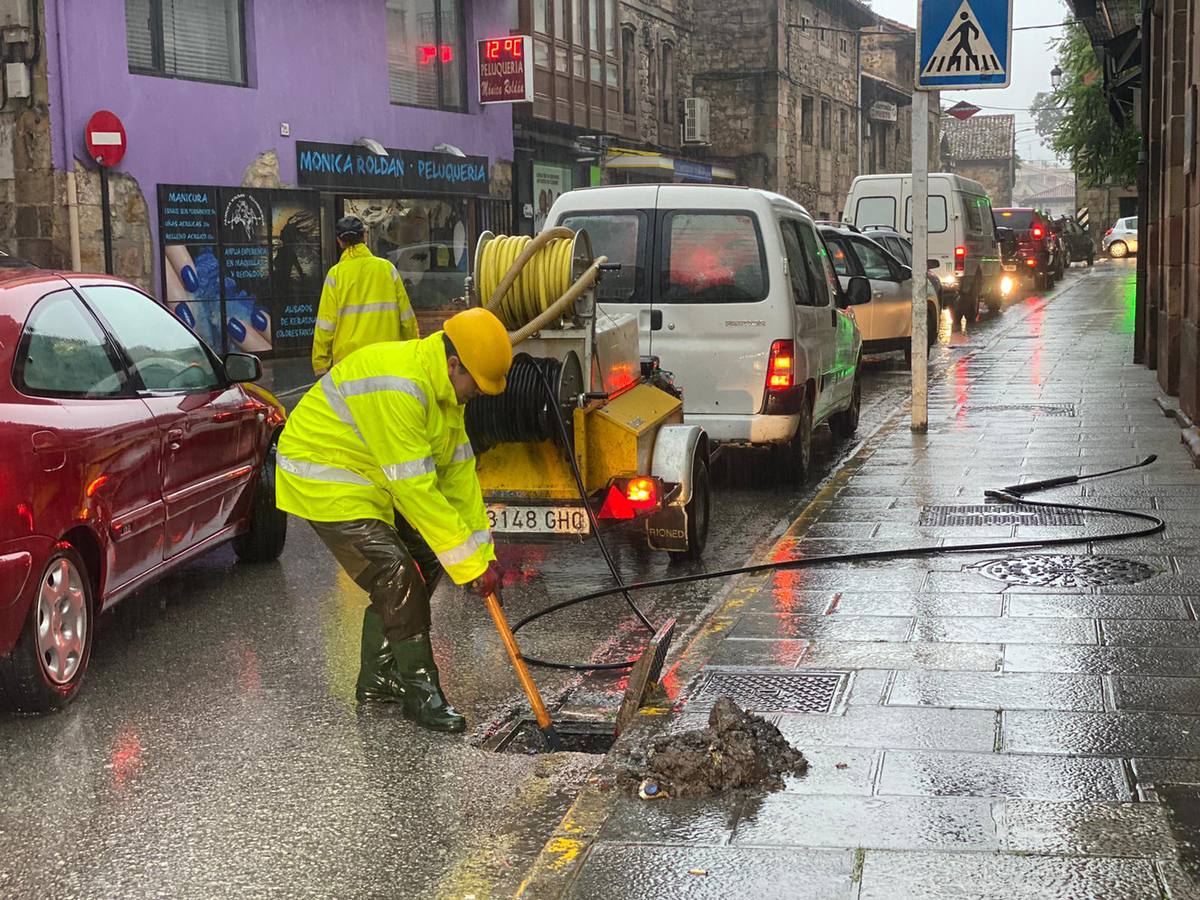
[85,110,127,167]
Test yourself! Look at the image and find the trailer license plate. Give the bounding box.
[487,504,590,535]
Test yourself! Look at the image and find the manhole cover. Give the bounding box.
[688,671,848,714]
[973,554,1157,587]
[920,505,1085,527]
[966,403,1077,417]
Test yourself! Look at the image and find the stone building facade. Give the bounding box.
[943,115,1016,205]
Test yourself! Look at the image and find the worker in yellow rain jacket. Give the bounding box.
[277,308,512,732]
[311,215,419,376]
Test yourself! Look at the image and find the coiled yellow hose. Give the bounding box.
[477,229,606,344]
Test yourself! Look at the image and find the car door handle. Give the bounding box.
[649,310,663,331]
[167,428,184,451]
[31,430,61,452]
[831,308,837,327]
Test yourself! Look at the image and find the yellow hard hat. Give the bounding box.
[442,307,513,396]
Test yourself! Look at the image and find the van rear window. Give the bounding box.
[855,197,896,230]
[559,212,645,302]
[903,196,948,234]
[660,211,767,304]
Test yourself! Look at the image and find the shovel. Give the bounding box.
[484,592,563,751]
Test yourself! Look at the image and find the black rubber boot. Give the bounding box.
[390,633,466,733]
[355,609,407,704]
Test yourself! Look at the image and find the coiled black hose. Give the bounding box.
[465,353,567,453]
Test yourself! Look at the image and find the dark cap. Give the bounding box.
[335,215,366,239]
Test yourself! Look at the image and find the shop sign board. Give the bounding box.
[533,163,572,231]
[296,141,490,195]
[157,184,324,358]
[868,101,898,123]
[478,36,533,104]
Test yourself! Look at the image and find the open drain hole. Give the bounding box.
[490,718,616,755]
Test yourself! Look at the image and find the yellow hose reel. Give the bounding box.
[474,228,605,345]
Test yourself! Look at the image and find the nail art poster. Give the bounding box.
[159,187,223,350]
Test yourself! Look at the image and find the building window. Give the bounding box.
[534,0,548,33]
[840,37,849,53]
[621,25,636,115]
[821,100,831,149]
[556,0,567,39]
[387,0,465,111]
[660,41,674,124]
[799,15,810,30]
[801,96,814,145]
[840,108,849,148]
[125,0,246,85]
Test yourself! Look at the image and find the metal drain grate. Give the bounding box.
[688,671,848,714]
[966,403,1077,417]
[973,554,1157,588]
[920,505,1085,527]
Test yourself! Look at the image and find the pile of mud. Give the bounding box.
[618,696,808,798]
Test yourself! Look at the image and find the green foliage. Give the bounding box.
[1032,22,1139,188]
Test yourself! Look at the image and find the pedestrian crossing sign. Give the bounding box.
[917,0,1013,90]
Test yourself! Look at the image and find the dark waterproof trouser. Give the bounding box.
[309,516,444,643]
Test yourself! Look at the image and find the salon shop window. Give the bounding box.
[342,198,470,311]
[386,0,466,111]
[125,0,247,85]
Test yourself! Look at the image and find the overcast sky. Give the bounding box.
[868,0,1071,165]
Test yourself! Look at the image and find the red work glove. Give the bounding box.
[472,560,503,602]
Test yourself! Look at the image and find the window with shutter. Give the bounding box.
[125,0,246,85]
[386,0,466,111]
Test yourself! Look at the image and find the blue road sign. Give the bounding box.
[917,0,1013,90]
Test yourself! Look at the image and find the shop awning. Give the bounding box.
[604,151,736,183]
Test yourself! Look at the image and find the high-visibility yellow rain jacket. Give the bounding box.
[312,243,419,374]
[277,333,494,585]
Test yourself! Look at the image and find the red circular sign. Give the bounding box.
[85,110,126,168]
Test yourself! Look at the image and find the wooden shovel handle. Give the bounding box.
[484,592,553,730]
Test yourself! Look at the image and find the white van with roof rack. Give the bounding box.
[544,184,869,483]
[843,173,1003,320]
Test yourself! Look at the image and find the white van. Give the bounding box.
[544,185,868,482]
[844,173,1002,320]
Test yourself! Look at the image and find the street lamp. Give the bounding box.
[1050,65,1063,89]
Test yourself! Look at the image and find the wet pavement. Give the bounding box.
[527,260,1200,899]
[5,260,1188,898]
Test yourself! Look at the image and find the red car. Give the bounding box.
[0,269,287,711]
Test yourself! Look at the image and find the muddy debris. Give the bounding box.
[618,696,808,798]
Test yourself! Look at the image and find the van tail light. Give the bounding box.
[1031,225,1044,239]
[954,245,966,274]
[766,339,795,392]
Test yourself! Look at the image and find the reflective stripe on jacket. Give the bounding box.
[278,333,494,585]
[312,243,419,373]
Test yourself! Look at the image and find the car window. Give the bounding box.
[850,238,896,281]
[659,211,767,304]
[893,237,913,265]
[903,196,948,234]
[798,222,838,306]
[15,290,129,399]
[79,285,223,392]
[825,235,854,276]
[855,196,896,230]
[559,212,646,303]
[996,209,1034,229]
[779,219,813,306]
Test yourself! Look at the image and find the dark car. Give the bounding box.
[993,208,1059,291]
[1052,216,1094,266]
[0,270,287,711]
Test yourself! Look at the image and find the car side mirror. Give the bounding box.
[845,275,871,306]
[898,265,913,282]
[926,258,940,270]
[224,353,262,384]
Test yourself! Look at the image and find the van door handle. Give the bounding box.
[830,308,837,327]
[167,428,184,451]
[649,310,663,331]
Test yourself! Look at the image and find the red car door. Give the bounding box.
[75,284,258,560]
[9,289,165,594]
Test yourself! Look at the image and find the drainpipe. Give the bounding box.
[53,0,81,271]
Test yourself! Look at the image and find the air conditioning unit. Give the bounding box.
[684,97,711,145]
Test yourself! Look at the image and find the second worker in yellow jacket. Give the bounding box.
[311,215,419,376]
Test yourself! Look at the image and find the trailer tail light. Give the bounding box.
[954,245,966,274]
[598,477,662,519]
[766,340,795,391]
[626,477,658,509]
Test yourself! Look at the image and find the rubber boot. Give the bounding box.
[355,609,407,704]
[390,632,466,733]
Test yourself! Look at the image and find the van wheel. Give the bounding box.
[0,546,94,712]
[955,281,980,322]
[669,454,710,561]
[830,372,860,439]
[780,388,813,487]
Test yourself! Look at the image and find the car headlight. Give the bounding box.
[1000,275,1014,296]
[940,273,958,286]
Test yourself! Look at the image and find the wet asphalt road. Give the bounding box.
[0,285,1034,898]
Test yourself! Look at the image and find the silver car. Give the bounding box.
[1102,217,1138,258]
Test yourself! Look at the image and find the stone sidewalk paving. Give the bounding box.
[520,263,1200,899]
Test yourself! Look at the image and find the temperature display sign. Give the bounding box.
[478,35,533,104]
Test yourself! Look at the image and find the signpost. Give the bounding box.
[478,36,533,105]
[84,110,126,275]
[911,0,1012,433]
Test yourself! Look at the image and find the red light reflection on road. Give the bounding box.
[110,729,142,790]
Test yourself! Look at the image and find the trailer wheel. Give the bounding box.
[669,453,710,561]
